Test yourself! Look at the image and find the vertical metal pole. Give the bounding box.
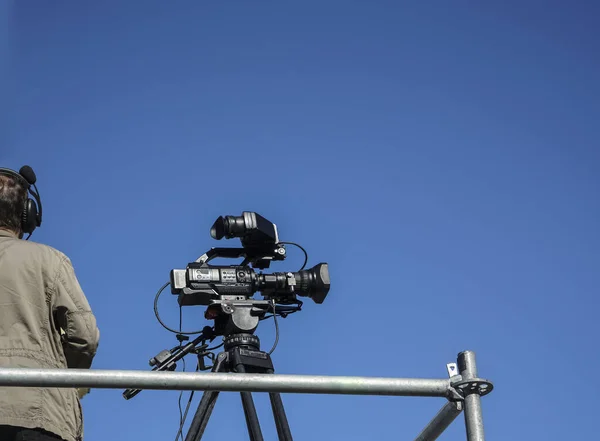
[457,351,486,441]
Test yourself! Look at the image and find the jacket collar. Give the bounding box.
[0,229,18,238]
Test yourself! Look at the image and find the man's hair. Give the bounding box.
[0,173,27,233]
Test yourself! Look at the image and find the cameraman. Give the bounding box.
[0,166,100,441]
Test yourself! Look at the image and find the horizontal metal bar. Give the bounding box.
[414,401,463,441]
[0,368,450,397]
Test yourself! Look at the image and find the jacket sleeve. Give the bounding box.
[53,255,100,369]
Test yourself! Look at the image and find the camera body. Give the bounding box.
[170,212,330,307]
[171,261,330,306]
[171,263,258,306]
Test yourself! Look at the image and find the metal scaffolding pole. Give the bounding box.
[413,401,463,441]
[0,368,450,397]
[457,351,487,441]
[0,350,493,440]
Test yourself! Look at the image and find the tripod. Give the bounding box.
[185,332,293,441]
[122,297,303,440]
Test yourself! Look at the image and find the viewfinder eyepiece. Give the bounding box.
[210,212,279,247]
[210,215,247,240]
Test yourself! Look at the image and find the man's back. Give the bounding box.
[0,230,100,441]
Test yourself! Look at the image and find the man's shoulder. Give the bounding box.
[10,238,70,265]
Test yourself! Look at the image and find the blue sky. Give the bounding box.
[3,1,599,440]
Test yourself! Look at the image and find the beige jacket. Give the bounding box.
[0,229,100,441]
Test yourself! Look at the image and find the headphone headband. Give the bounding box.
[0,167,31,189]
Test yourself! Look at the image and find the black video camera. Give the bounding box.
[170,212,330,307]
[122,212,330,401]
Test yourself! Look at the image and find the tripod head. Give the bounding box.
[122,303,277,400]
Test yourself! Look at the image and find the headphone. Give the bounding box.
[0,165,43,238]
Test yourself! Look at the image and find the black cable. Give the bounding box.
[175,305,187,441]
[279,241,308,270]
[175,390,196,441]
[268,300,280,355]
[174,362,199,441]
[154,282,206,335]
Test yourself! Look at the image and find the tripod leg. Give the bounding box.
[184,354,226,441]
[269,393,293,441]
[184,390,219,441]
[267,368,293,441]
[235,364,264,441]
[240,392,264,441]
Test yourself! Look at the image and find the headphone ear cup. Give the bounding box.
[22,199,38,234]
